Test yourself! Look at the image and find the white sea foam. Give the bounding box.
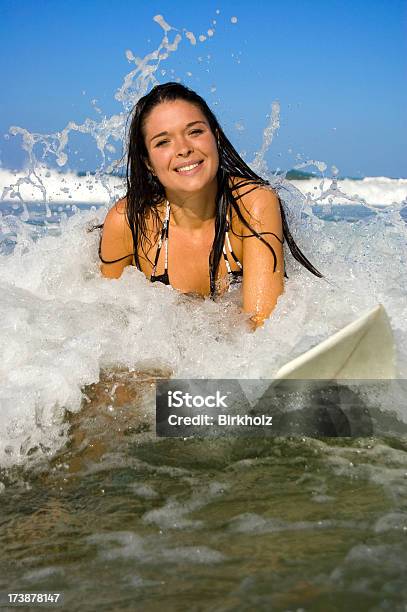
[87,531,225,564]
[227,512,364,533]
[0,167,126,205]
[1,168,406,207]
[291,176,407,207]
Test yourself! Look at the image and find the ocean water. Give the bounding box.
[1,12,407,612]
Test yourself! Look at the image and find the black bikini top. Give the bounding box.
[99,200,243,290]
[149,200,243,289]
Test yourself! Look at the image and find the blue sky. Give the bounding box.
[0,0,406,177]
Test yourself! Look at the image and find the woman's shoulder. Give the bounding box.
[230,175,278,201]
[104,197,128,226]
[102,197,133,249]
[229,176,281,229]
[104,197,165,233]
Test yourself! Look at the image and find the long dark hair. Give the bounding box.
[125,82,321,294]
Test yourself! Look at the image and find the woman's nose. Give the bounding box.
[176,138,193,157]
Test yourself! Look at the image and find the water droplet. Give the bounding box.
[185,31,196,46]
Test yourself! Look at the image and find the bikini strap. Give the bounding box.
[223,214,243,271]
[151,200,170,277]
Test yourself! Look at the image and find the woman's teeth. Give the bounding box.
[176,162,201,172]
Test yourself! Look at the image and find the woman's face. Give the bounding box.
[143,99,219,196]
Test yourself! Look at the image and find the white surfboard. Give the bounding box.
[274,304,395,380]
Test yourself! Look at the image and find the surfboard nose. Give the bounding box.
[275,304,396,380]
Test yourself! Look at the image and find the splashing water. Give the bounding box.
[0,12,407,472]
[251,100,281,176]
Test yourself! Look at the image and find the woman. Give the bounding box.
[99,82,321,328]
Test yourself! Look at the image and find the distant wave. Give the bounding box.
[1,168,406,206]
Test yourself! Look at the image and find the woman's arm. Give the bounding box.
[99,199,134,279]
[241,187,284,328]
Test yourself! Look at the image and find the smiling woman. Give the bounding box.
[98,82,321,328]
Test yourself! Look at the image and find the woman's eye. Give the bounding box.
[189,129,203,136]
[155,139,169,147]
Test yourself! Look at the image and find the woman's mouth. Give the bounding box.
[174,160,204,175]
